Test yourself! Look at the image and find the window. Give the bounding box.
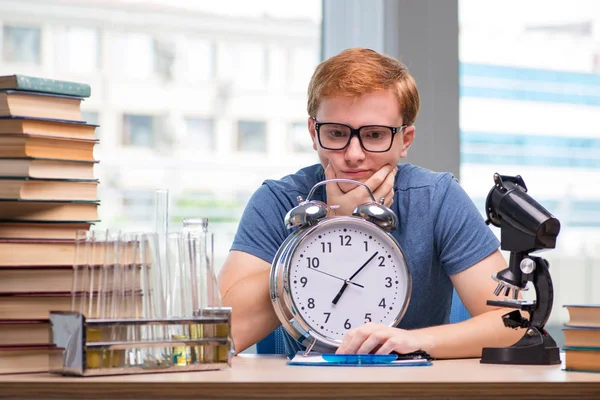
[175,38,214,83]
[289,121,312,153]
[8,1,322,278]
[459,0,600,345]
[113,32,155,79]
[56,27,100,74]
[237,120,267,153]
[289,46,319,89]
[185,117,214,150]
[2,25,41,64]
[217,42,268,87]
[122,190,155,220]
[122,114,155,148]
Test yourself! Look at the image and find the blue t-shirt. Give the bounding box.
[231,163,499,329]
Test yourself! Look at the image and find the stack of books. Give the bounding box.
[0,74,100,374]
[563,304,600,373]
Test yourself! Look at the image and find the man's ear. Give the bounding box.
[400,125,415,158]
[308,117,318,151]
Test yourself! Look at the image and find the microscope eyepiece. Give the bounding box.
[485,174,560,253]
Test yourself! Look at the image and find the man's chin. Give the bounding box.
[338,180,365,194]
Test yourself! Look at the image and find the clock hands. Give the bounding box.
[307,267,365,288]
[332,251,379,305]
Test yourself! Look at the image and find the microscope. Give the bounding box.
[480,173,561,365]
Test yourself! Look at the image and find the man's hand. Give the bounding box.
[336,323,430,355]
[324,163,397,216]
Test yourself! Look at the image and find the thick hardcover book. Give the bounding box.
[0,320,50,346]
[0,265,140,294]
[0,238,141,267]
[0,199,99,222]
[0,116,97,140]
[0,239,78,266]
[0,91,83,122]
[0,345,53,374]
[564,304,600,328]
[0,292,142,319]
[563,346,600,373]
[0,74,91,98]
[0,134,97,162]
[0,158,96,180]
[563,325,600,348]
[0,221,93,240]
[0,266,73,293]
[0,177,99,201]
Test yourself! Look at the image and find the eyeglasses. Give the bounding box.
[312,117,407,153]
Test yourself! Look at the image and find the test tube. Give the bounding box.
[71,230,91,313]
[120,232,139,366]
[86,230,108,369]
[139,232,172,368]
[155,189,170,315]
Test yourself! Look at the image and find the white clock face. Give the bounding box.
[288,218,410,346]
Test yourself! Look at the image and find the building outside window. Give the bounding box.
[237,120,267,152]
[289,121,312,153]
[185,116,214,151]
[289,46,319,90]
[218,42,268,87]
[459,0,600,345]
[113,32,155,79]
[175,38,214,83]
[2,25,41,64]
[0,0,321,274]
[122,114,155,147]
[121,190,155,220]
[55,27,100,74]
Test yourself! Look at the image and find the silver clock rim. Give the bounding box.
[269,216,412,352]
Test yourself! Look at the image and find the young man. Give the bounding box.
[218,48,522,357]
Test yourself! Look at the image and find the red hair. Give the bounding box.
[307,48,420,125]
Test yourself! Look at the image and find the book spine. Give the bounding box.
[14,76,91,98]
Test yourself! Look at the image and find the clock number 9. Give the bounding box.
[300,277,308,287]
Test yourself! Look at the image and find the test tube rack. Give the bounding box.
[49,307,232,376]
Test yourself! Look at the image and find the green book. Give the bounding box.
[0,75,91,98]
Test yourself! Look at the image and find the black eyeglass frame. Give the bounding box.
[312,117,407,153]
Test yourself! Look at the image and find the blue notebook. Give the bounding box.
[288,352,432,367]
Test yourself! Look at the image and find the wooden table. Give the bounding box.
[1,354,599,399]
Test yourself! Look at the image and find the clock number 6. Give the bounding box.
[344,319,352,329]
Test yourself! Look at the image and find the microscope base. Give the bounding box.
[480,327,561,365]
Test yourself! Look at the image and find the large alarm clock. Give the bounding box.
[270,178,412,354]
